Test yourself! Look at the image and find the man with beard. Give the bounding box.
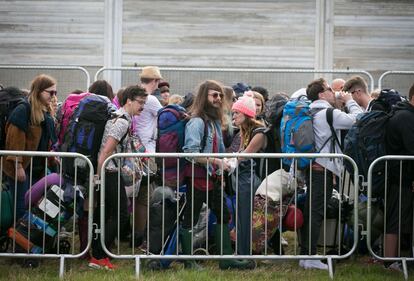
[181,80,252,270]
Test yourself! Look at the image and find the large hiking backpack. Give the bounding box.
[0,87,28,150]
[61,94,115,182]
[262,95,288,173]
[56,92,91,149]
[280,96,315,169]
[156,104,188,186]
[343,110,392,197]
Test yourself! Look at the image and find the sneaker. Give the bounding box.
[88,257,116,270]
[299,259,328,270]
[385,261,403,272]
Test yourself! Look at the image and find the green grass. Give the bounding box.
[0,257,410,281]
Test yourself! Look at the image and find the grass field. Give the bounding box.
[0,256,409,281]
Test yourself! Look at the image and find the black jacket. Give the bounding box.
[385,101,414,184]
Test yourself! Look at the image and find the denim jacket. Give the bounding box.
[183,117,225,176]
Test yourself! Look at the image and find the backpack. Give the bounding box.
[343,111,392,198]
[369,89,402,113]
[0,87,28,150]
[60,94,115,182]
[156,105,208,187]
[55,92,91,149]
[156,104,188,186]
[280,96,315,169]
[262,95,288,173]
[264,94,289,128]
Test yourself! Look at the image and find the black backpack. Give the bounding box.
[60,94,115,182]
[0,87,28,150]
[369,89,402,113]
[343,111,392,198]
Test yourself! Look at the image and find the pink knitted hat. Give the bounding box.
[232,93,256,118]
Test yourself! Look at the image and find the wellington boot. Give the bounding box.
[180,228,203,270]
[214,224,255,270]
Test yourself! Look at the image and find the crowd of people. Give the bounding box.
[1,67,414,273]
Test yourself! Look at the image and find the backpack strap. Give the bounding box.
[200,119,209,152]
[326,108,342,152]
[314,108,341,153]
[111,114,130,168]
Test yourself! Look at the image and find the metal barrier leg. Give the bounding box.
[327,257,333,279]
[59,256,65,279]
[135,256,140,279]
[402,259,408,280]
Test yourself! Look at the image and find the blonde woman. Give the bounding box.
[231,93,267,256]
[4,74,57,220]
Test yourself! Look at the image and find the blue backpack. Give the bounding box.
[280,97,315,169]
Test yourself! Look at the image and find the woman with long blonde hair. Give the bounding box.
[231,93,267,256]
[4,74,57,220]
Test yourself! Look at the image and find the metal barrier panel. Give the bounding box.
[378,71,414,97]
[95,67,374,95]
[0,151,94,278]
[100,152,359,279]
[367,155,414,280]
[0,65,91,100]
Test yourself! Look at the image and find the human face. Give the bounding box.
[40,85,57,107]
[160,91,170,102]
[207,89,223,108]
[232,110,246,126]
[254,97,263,115]
[131,96,147,116]
[349,88,362,105]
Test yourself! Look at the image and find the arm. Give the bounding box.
[237,132,266,163]
[332,101,363,130]
[5,123,27,181]
[183,118,230,170]
[96,136,118,174]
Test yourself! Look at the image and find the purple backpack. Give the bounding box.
[56,92,91,148]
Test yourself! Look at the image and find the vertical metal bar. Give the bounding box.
[264,158,268,256]
[398,160,402,257]
[323,166,327,255]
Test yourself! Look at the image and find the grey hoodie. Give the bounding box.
[310,99,363,176]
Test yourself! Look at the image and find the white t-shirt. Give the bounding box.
[133,95,162,152]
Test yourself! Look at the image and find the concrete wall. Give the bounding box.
[1,0,413,96]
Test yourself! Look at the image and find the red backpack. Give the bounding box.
[56,92,91,148]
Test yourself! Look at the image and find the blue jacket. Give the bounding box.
[183,117,225,176]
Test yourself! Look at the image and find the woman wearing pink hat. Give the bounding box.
[231,93,267,257]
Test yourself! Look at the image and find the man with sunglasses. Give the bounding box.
[342,76,374,111]
[181,80,252,270]
[299,78,362,270]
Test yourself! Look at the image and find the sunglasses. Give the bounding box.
[44,89,57,96]
[208,92,224,99]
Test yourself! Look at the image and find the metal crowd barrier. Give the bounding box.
[100,152,359,279]
[0,151,94,278]
[94,66,374,95]
[0,65,91,100]
[366,155,414,280]
[378,71,414,97]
